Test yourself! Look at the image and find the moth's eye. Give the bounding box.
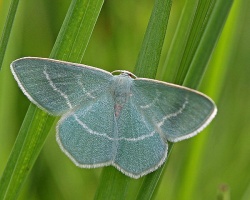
[127,72,137,79]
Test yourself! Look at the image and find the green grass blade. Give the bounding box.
[0,0,20,71]
[177,0,216,86]
[0,105,37,199]
[1,107,55,200]
[0,0,104,199]
[94,167,131,200]
[184,0,234,89]
[161,0,214,84]
[163,0,216,86]
[139,0,233,199]
[136,0,215,198]
[161,0,199,82]
[175,1,235,200]
[95,0,172,199]
[136,143,174,200]
[134,0,172,79]
[51,0,104,61]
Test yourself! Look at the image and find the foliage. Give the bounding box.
[1,0,250,199]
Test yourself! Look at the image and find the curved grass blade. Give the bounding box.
[137,0,233,199]
[175,1,235,199]
[0,0,20,70]
[136,143,174,200]
[134,0,172,78]
[95,0,172,199]
[184,0,234,89]
[161,0,199,83]
[0,0,104,199]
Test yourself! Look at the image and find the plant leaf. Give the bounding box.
[0,0,104,199]
[0,0,20,70]
[95,0,172,199]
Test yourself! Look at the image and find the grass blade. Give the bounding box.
[136,143,174,200]
[0,105,37,199]
[95,0,172,199]
[134,0,172,78]
[184,0,234,89]
[51,0,104,61]
[175,1,234,199]
[0,0,20,70]
[138,0,233,199]
[94,167,130,200]
[0,0,104,199]
[161,0,199,82]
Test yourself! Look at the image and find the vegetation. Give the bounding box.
[0,0,249,199]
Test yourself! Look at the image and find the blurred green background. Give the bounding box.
[0,0,249,199]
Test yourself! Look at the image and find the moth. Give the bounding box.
[11,57,217,178]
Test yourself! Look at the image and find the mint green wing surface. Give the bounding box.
[114,98,168,178]
[11,57,112,115]
[57,92,117,167]
[131,78,217,142]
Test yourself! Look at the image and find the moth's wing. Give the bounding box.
[131,78,217,142]
[57,92,116,167]
[11,57,113,115]
[114,98,168,178]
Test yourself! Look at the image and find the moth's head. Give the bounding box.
[111,70,137,79]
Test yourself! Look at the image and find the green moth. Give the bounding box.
[11,57,217,178]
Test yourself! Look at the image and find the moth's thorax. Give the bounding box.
[112,73,133,117]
